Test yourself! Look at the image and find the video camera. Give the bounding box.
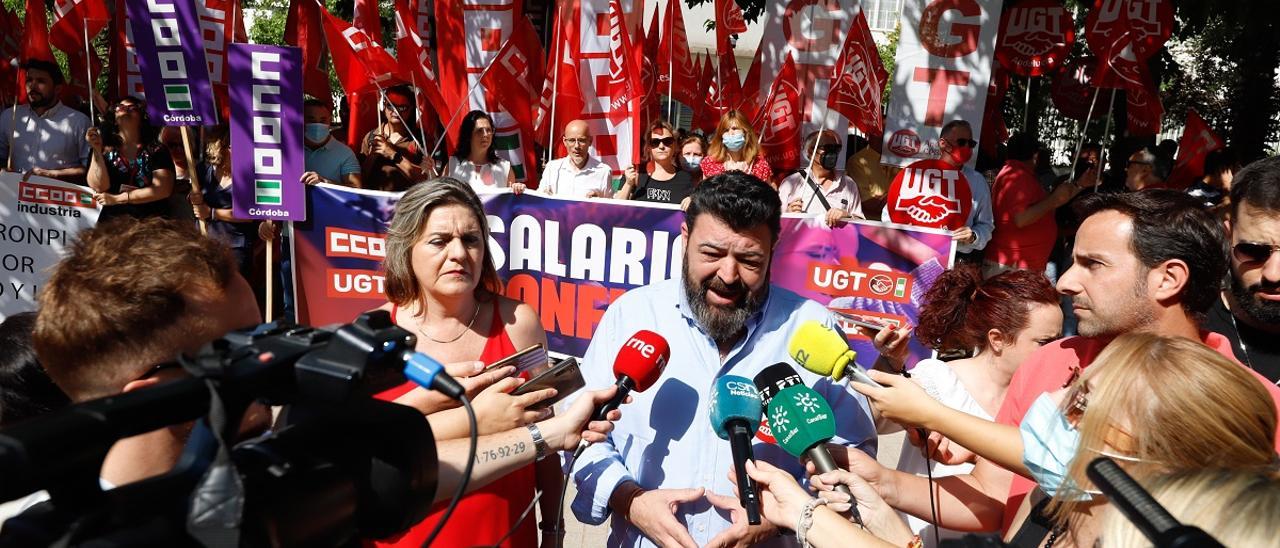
[0,311,439,547]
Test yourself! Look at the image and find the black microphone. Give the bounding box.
[1086,458,1225,548]
[709,375,764,525]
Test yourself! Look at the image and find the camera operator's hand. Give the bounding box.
[539,385,627,450]
[470,375,558,435]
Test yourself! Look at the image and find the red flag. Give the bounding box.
[606,0,643,163]
[320,5,402,147]
[198,0,248,121]
[693,54,724,133]
[394,0,448,137]
[980,68,1010,158]
[828,11,887,136]
[717,53,743,114]
[737,44,764,119]
[353,0,382,42]
[108,0,144,101]
[658,0,699,107]
[751,56,801,173]
[1124,67,1163,136]
[641,5,659,115]
[49,0,109,55]
[0,7,22,103]
[534,0,584,153]
[715,0,747,53]
[481,17,544,183]
[60,44,102,104]
[22,0,55,65]
[1166,109,1224,189]
[285,0,332,103]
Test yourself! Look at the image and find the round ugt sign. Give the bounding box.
[885,158,974,230]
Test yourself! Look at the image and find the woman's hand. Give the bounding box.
[369,134,398,160]
[85,127,104,154]
[470,375,557,435]
[786,198,805,213]
[392,361,511,415]
[624,165,639,188]
[511,182,527,195]
[810,469,915,546]
[94,192,123,206]
[735,459,813,531]
[851,370,945,429]
[258,220,278,241]
[856,324,912,372]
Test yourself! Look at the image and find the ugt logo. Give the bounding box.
[145,0,194,111]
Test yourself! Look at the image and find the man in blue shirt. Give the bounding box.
[570,172,877,547]
[302,98,362,188]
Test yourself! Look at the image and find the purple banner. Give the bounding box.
[229,44,305,221]
[124,0,219,125]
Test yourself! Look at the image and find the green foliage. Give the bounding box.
[877,23,899,106]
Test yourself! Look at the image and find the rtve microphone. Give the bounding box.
[789,321,882,387]
[709,375,764,525]
[752,362,805,408]
[1086,458,1225,548]
[573,330,670,459]
[766,384,860,522]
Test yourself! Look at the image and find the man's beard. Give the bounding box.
[1074,277,1156,338]
[683,262,768,346]
[1230,273,1280,326]
[28,91,53,109]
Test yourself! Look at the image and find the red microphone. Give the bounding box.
[573,330,670,458]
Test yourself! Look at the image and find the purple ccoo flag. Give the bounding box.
[124,0,219,125]
[229,44,305,221]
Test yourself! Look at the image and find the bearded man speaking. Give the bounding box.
[569,172,876,548]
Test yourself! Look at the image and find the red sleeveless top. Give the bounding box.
[370,302,537,548]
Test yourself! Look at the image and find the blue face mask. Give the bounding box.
[305,123,331,143]
[682,155,702,171]
[722,132,746,152]
[1020,393,1092,501]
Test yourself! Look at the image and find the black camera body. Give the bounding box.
[0,311,438,547]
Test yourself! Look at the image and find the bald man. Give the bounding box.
[538,119,613,198]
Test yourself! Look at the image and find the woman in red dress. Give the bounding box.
[698,110,773,184]
[370,177,563,547]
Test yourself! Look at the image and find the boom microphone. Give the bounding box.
[709,375,763,525]
[789,321,881,387]
[1086,458,1225,548]
[766,384,860,522]
[573,330,670,458]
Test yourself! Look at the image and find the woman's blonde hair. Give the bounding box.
[706,110,761,165]
[1047,333,1277,537]
[1101,468,1280,548]
[382,178,502,312]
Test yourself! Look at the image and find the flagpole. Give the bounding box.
[1022,75,1032,132]
[1068,86,1101,185]
[547,0,562,163]
[180,126,208,235]
[666,0,674,124]
[409,71,434,176]
[429,45,507,159]
[1094,88,1119,192]
[7,58,17,172]
[265,243,274,323]
[82,24,95,123]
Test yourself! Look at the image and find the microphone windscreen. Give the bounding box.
[612,330,671,392]
[765,385,837,457]
[709,375,763,440]
[788,321,855,380]
[752,362,804,408]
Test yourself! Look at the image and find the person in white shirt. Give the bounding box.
[538,119,611,198]
[778,130,865,226]
[0,60,91,182]
[445,110,523,193]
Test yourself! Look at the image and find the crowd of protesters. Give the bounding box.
[2,59,1279,548]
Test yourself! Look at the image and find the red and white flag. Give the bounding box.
[1084,0,1172,134]
[657,0,699,107]
[346,0,387,150]
[715,0,747,53]
[394,0,449,141]
[49,0,109,54]
[751,55,802,172]
[198,0,247,120]
[828,11,887,136]
[481,17,545,185]
[641,6,659,115]
[285,0,332,103]
[108,0,143,100]
[319,6,403,96]
[0,7,22,103]
[605,0,643,163]
[1166,109,1223,189]
[534,0,584,153]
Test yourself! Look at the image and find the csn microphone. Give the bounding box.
[789,321,882,387]
[1086,458,1225,548]
[766,384,860,522]
[574,330,671,458]
[752,362,805,408]
[709,375,764,525]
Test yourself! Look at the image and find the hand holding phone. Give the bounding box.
[511,357,586,410]
[483,344,550,379]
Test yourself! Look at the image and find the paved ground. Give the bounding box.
[547,431,907,546]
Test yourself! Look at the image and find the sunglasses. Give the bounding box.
[1233,242,1280,264]
[388,103,412,113]
[948,138,977,149]
[648,137,674,148]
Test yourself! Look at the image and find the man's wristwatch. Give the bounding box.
[527,423,550,461]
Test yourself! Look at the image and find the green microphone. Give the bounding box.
[766,384,860,521]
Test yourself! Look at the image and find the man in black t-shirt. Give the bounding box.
[1205,157,1280,383]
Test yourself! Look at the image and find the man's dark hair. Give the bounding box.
[685,172,781,242]
[1074,190,1227,317]
[1230,156,1280,218]
[1204,147,1241,178]
[0,312,70,426]
[23,59,64,86]
[940,120,971,139]
[1006,132,1040,162]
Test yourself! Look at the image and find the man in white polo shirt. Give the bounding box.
[538,119,612,198]
[0,61,91,183]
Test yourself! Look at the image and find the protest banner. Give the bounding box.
[293,186,954,367]
[125,0,219,125]
[229,44,305,221]
[0,173,100,319]
[881,0,1002,167]
[884,158,975,230]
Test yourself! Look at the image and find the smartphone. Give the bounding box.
[510,357,586,409]
[834,310,888,333]
[483,344,550,379]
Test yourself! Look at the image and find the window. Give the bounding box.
[864,0,905,32]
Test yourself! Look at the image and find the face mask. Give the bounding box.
[305,123,330,143]
[819,152,839,171]
[1020,394,1092,501]
[722,133,746,152]
[683,155,702,171]
[946,143,974,166]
